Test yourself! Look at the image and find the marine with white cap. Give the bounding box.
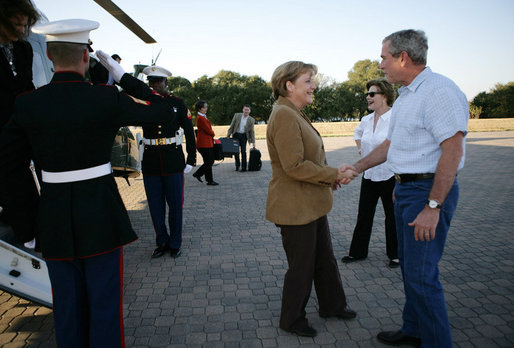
[0,18,177,347]
[138,65,196,259]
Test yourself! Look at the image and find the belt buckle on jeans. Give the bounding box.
[394,174,402,184]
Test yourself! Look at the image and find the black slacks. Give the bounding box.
[348,176,398,260]
[278,215,348,330]
[195,147,215,183]
[232,132,247,169]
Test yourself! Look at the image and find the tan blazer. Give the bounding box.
[265,96,338,226]
[227,113,255,144]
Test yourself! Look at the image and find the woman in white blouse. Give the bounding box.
[342,78,399,268]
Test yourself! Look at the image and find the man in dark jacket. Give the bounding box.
[140,65,196,259]
[0,19,177,347]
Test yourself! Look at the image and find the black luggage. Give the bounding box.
[219,137,239,158]
[248,148,262,171]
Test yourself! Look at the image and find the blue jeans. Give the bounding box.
[143,173,184,249]
[394,178,458,348]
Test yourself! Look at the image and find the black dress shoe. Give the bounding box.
[170,248,182,258]
[235,167,240,171]
[285,325,317,337]
[389,259,400,268]
[377,330,421,347]
[192,173,203,183]
[206,181,219,186]
[342,255,366,263]
[240,168,247,172]
[151,246,168,258]
[319,306,357,319]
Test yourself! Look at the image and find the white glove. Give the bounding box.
[184,164,193,174]
[96,50,125,83]
[24,238,36,249]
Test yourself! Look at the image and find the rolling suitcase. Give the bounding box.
[219,137,239,158]
[248,148,262,171]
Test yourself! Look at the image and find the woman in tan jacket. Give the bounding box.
[266,61,356,337]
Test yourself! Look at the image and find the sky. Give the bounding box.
[33,0,514,101]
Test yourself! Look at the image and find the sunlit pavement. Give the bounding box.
[1,132,513,347]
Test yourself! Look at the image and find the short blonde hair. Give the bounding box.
[271,61,318,100]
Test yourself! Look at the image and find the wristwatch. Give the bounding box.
[427,199,442,209]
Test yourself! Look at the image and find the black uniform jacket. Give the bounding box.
[0,40,35,129]
[0,72,174,260]
[141,94,196,175]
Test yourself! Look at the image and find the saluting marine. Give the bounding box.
[0,19,177,347]
[139,65,196,259]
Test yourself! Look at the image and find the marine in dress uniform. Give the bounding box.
[0,19,177,348]
[140,65,196,259]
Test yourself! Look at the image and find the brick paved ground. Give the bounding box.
[0,132,513,347]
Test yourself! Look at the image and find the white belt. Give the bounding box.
[42,163,112,183]
[143,137,176,146]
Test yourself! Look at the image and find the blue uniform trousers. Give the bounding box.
[46,248,124,348]
[395,178,458,347]
[143,173,184,249]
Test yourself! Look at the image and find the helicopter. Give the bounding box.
[0,0,158,308]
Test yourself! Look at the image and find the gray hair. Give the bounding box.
[383,29,428,65]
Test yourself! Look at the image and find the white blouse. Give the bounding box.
[353,110,394,181]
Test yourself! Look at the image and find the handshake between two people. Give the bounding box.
[333,164,359,190]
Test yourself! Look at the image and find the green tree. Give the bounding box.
[167,76,196,111]
[347,59,383,89]
[469,103,482,119]
[345,59,384,119]
[471,82,514,118]
[188,71,272,125]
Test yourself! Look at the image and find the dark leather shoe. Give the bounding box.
[235,167,240,171]
[377,330,421,347]
[286,325,317,337]
[206,181,219,186]
[151,246,168,258]
[389,259,400,268]
[319,306,357,319]
[342,255,365,263]
[240,168,247,172]
[170,248,181,258]
[192,173,203,183]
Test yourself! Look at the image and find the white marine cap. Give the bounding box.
[143,65,172,79]
[32,19,99,45]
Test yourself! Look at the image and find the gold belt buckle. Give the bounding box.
[394,174,402,184]
[157,138,166,145]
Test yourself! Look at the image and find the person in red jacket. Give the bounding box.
[193,100,218,186]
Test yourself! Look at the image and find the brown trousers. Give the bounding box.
[278,215,349,330]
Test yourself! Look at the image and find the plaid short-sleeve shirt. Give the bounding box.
[386,67,469,174]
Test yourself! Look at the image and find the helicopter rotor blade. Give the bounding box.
[152,49,162,65]
[93,0,156,44]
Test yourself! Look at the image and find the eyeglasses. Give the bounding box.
[365,92,384,97]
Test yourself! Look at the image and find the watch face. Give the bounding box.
[428,200,440,208]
